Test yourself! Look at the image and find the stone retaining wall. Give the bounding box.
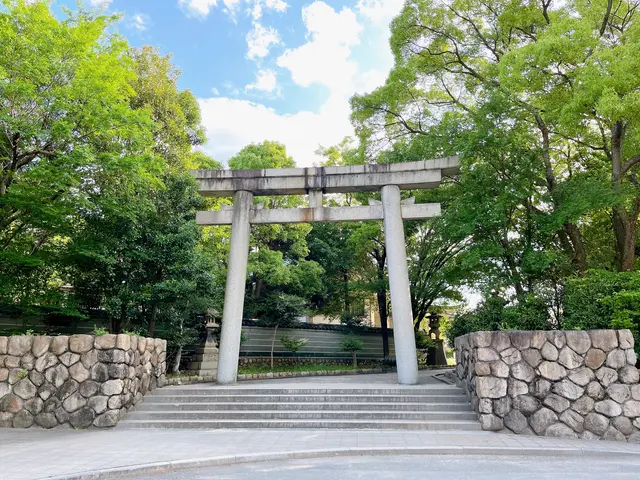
[0,334,167,429]
[455,330,640,442]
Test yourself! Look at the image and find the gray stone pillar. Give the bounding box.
[381,184,419,385]
[217,190,253,384]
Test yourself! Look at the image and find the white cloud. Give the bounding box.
[246,23,281,60]
[130,14,150,31]
[245,69,278,93]
[199,1,405,167]
[250,0,288,20]
[211,87,220,95]
[88,0,113,7]
[178,0,241,18]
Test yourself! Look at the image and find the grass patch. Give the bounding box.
[238,363,382,375]
[445,349,455,366]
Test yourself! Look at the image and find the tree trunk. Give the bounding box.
[352,351,357,368]
[611,121,638,271]
[270,323,279,370]
[172,345,182,374]
[148,303,158,337]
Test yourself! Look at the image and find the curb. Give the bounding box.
[40,445,640,480]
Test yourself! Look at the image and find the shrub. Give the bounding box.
[280,334,308,354]
[415,331,437,349]
[340,335,365,367]
[92,326,109,336]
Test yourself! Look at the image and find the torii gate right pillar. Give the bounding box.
[381,185,419,384]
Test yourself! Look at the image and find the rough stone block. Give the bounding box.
[68,407,95,428]
[81,350,99,369]
[606,384,631,404]
[476,376,507,398]
[548,331,566,349]
[69,335,94,354]
[543,393,570,413]
[63,392,87,413]
[12,410,34,428]
[0,394,23,413]
[626,349,637,366]
[552,379,584,401]
[612,416,633,436]
[79,380,100,398]
[0,337,7,355]
[24,398,43,415]
[59,352,81,367]
[477,347,499,362]
[478,398,492,414]
[8,336,32,357]
[88,395,108,414]
[493,396,511,417]
[20,354,35,370]
[619,366,640,384]
[565,331,591,355]
[623,400,640,417]
[504,409,528,433]
[631,384,640,401]
[50,336,69,355]
[511,362,535,382]
[606,349,627,369]
[541,342,559,361]
[101,379,124,396]
[508,378,529,397]
[618,329,634,350]
[94,335,117,350]
[35,412,58,429]
[38,384,56,402]
[594,399,622,417]
[491,332,511,352]
[94,410,119,428]
[560,409,584,433]
[32,337,51,358]
[558,347,583,369]
[13,378,37,400]
[585,381,605,400]
[90,363,109,382]
[584,412,609,436]
[0,368,7,382]
[35,352,58,373]
[69,363,90,383]
[530,331,547,350]
[45,364,69,388]
[529,378,551,399]
[568,367,595,387]
[478,413,503,431]
[98,349,126,364]
[5,355,20,368]
[530,407,558,435]
[500,347,522,365]
[546,422,578,438]
[595,366,618,387]
[602,426,626,442]
[512,394,540,415]
[521,348,542,368]
[29,370,45,388]
[538,361,566,381]
[589,330,618,352]
[116,334,131,351]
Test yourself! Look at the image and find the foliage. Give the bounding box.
[92,326,109,336]
[415,331,437,350]
[279,334,309,354]
[340,336,365,353]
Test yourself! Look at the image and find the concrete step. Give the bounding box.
[126,410,478,421]
[151,387,461,396]
[134,401,474,412]
[118,419,482,430]
[142,394,470,403]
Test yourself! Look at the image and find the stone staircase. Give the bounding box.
[119,384,480,430]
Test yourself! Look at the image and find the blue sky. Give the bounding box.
[59,0,405,166]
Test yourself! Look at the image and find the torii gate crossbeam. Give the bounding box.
[191,156,460,385]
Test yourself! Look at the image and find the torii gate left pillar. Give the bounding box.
[192,157,459,385]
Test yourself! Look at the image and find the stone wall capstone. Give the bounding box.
[0,334,166,429]
[455,330,640,442]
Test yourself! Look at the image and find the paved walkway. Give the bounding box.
[2,427,640,480]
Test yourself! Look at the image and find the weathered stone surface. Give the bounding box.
[558,347,583,369]
[101,379,124,396]
[595,367,618,387]
[512,394,540,415]
[8,368,25,384]
[69,362,90,383]
[541,342,559,361]
[23,397,43,415]
[504,409,528,433]
[477,347,499,362]
[0,368,7,382]
[510,362,535,383]
[8,336,32,357]
[68,407,95,428]
[45,364,69,388]
[108,363,129,379]
[612,416,633,436]
[38,384,56,402]
[35,352,58,372]
[116,334,131,351]
[88,395,108,414]
[0,381,9,398]
[107,395,122,410]
[530,378,551,399]
[35,412,58,429]
[475,362,491,376]
[29,370,45,387]
[59,352,81,367]
[12,410,34,428]
[543,393,571,413]
[572,395,595,416]
[606,384,631,404]
[94,335,117,350]
[63,392,87,413]
[54,406,69,424]
[69,335,94,354]
[491,332,511,352]
[478,413,503,431]
[560,409,584,433]
[57,379,79,401]
[81,349,99,369]
[626,349,637,366]
[630,431,640,444]
[98,349,126,364]
[546,422,579,438]
[584,349,606,369]
[602,426,626,442]
[565,331,591,355]
[32,337,51,358]
[13,378,37,400]
[500,347,522,365]
[619,366,640,384]
[594,399,622,417]
[507,332,529,350]
[0,412,12,428]
[94,410,119,428]
[50,336,69,355]
[530,408,558,435]
[508,378,529,397]
[552,379,584,401]
[584,413,609,436]
[78,380,100,398]
[586,381,605,400]
[476,376,507,398]
[623,400,640,417]
[90,363,109,382]
[473,332,493,348]
[538,361,566,381]
[521,349,542,368]
[581,430,601,440]
[632,384,640,401]
[568,367,595,387]
[20,354,35,370]
[0,336,7,355]
[478,398,492,414]
[530,331,547,350]
[0,393,23,413]
[589,330,618,352]
[548,331,566,349]
[606,349,627,369]
[618,329,634,349]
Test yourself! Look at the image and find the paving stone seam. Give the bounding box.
[38,445,640,480]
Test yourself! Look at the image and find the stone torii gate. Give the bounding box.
[192,157,459,385]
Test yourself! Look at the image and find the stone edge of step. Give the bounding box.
[42,445,637,480]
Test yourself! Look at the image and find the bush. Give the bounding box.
[564,269,640,352]
[415,331,437,349]
[340,335,365,367]
[280,334,308,354]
